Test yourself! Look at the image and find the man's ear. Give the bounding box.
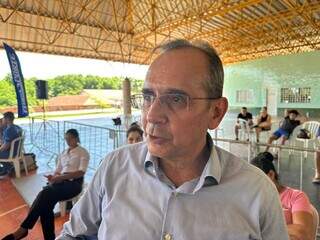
[208,97,228,130]
[267,170,276,181]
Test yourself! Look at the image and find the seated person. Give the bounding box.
[265,109,300,152]
[2,129,90,240]
[126,122,144,144]
[252,106,272,142]
[312,128,320,183]
[0,112,23,178]
[234,107,253,140]
[251,152,314,240]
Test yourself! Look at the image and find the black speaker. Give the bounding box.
[36,80,48,99]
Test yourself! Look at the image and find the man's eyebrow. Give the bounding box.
[165,88,188,95]
[142,88,154,94]
[142,88,188,95]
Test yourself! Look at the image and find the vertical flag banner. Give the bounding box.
[3,43,29,117]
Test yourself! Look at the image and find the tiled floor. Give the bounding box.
[0,174,68,240]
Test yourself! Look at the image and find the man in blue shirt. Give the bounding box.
[57,40,289,240]
[0,111,23,178]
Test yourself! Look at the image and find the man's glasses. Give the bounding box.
[131,93,217,112]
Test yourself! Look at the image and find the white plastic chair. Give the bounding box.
[295,121,320,158]
[238,119,254,141]
[59,182,87,216]
[0,136,28,178]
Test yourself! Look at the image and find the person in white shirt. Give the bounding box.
[2,129,89,240]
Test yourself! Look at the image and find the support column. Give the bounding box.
[123,77,132,128]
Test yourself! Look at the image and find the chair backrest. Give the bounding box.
[302,121,320,139]
[8,136,24,159]
[310,205,319,240]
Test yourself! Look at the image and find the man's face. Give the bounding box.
[65,133,78,148]
[289,113,297,120]
[2,117,9,126]
[241,108,247,115]
[142,48,227,160]
[127,131,143,144]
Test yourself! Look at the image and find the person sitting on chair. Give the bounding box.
[234,106,253,140]
[265,109,300,152]
[251,152,315,240]
[127,122,144,144]
[252,106,272,142]
[2,129,90,240]
[0,111,22,179]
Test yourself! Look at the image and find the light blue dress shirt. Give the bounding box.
[57,137,289,240]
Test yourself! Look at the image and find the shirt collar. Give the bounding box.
[144,132,222,191]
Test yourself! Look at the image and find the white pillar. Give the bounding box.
[123,77,132,128]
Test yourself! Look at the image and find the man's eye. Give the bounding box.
[143,94,153,102]
[170,95,185,103]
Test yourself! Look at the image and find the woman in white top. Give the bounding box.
[2,129,90,240]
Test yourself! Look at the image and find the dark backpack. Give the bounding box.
[297,129,311,139]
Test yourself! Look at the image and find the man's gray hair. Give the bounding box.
[154,39,224,98]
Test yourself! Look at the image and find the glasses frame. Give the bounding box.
[131,93,218,112]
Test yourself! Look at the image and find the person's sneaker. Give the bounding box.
[0,170,9,180]
[312,177,320,184]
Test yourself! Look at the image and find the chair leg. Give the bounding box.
[22,158,28,175]
[13,160,21,178]
[59,201,67,217]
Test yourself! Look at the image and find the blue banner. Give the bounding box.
[3,43,29,117]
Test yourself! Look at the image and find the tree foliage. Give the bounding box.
[0,74,143,108]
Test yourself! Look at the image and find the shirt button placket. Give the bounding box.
[162,191,176,240]
[163,233,173,240]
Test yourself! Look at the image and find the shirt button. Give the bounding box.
[164,233,172,240]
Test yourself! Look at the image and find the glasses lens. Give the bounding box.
[163,93,189,111]
[131,95,144,109]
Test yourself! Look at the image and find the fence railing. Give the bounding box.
[211,134,319,190]
[25,117,127,171]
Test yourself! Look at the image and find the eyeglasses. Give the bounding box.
[131,93,217,112]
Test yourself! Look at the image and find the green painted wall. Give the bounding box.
[223,51,320,116]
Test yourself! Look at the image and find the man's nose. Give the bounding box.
[145,97,167,124]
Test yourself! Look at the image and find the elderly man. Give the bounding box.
[57,40,288,240]
[0,111,23,179]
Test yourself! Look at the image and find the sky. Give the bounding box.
[0,50,148,80]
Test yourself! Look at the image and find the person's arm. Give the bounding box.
[0,142,10,152]
[287,191,314,240]
[49,171,85,183]
[287,211,313,240]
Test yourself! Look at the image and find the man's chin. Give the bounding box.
[147,143,169,158]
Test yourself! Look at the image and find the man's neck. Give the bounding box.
[159,144,210,187]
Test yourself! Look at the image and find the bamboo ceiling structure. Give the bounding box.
[0,0,320,65]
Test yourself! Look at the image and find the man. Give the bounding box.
[265,109,300,152]
[234,106,253,140]
[57,40,289,240]
[253,106,272,142]
[0,111,23,178]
